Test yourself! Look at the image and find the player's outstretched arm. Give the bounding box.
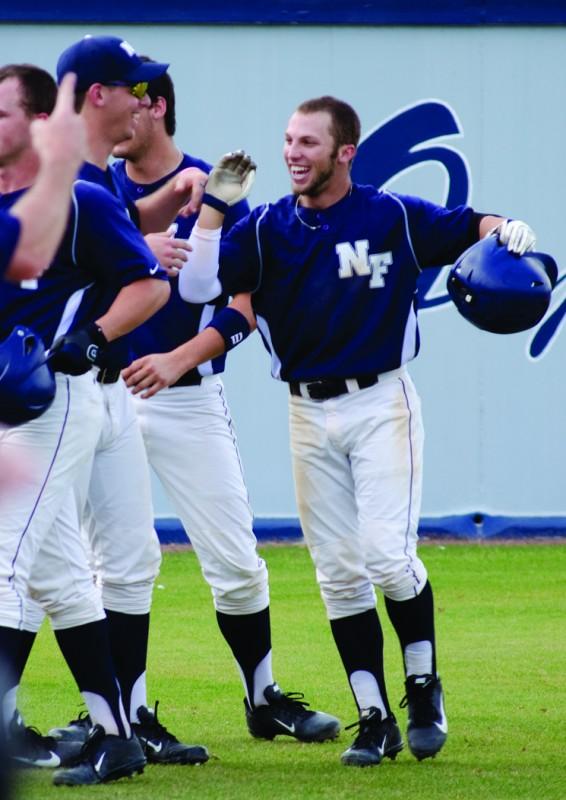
[7,73,86,281]
[178,151,256,303]
[135,167,209,234]
[123,292,255,398]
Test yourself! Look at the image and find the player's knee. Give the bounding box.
[319,579,377,620]
[45,590,105,630]
[371,557,428,602]
[211,565,270,615]
[102,578,155,615]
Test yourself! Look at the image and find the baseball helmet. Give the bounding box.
[0,327,56,425]
[447,235,558,334]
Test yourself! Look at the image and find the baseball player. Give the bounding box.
[0,69,86,283]
[33,36,211,773]
[0,63,170,785]
[114,63,340,744]
[131,96,536,766]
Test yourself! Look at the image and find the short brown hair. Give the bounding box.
[0,63,57,116]
[296,96,361,149]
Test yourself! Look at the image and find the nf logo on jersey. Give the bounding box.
[335,240,392,289]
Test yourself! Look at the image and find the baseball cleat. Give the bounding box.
[48,710,91,761]
[52,724,146,786]
[8,710,76,768]
[341,708,403,767]
[132,702,209,765]
[400,674,447,760]
[245,683,340,742]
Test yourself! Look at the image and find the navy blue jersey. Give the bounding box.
[0,210,20,279]
[0,180,163,350]
[111,153,249,382]
[218,184,480,381]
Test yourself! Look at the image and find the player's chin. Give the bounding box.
[289,175,312,195]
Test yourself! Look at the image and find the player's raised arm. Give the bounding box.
[123,292,255,398]
[7,73,86,281]
[178,151,256,303]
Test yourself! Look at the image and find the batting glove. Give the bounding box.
[495,219,536,256]
[48,323,108,376]
[203,150,256,212]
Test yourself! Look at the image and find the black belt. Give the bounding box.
[96,366,122,384]
[171,372,204,388]
[289,374,379,401]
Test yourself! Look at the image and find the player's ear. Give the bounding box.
[149,96,167,121]
[337,143,356,165]
[86,83,106,108]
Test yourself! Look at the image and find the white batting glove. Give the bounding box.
[205,150,256,207]
[495,219,536,255]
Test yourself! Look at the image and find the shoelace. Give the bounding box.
[65,724,106,767]
[344,712,382,747]
[273,691,311,715]
[66,709,91,729]
[138,701,179,743]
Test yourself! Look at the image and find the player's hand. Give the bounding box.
[145,227,191,278]
[48,323,108,375]
[172,167,209,217]
[30,73,86,177]
[495,219,536,255]
[122,352,183,398]
[205,150,256,208]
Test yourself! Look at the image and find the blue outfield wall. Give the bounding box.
[2,0,566,24]
[156,515,566,545]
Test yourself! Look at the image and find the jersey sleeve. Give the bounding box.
[72,181,168,288]
[0,210,21,280]
[396,194,480,269]
[218,205,265,295]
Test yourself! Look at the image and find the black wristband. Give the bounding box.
[202,193,229,215]
[206,307,251,351]
[87,322,108,347]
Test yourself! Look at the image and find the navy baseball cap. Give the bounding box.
[56,35,168,91]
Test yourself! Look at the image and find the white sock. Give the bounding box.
[82,690,131,738]
[235,650,274,707]
[129,672,147,723]
[252,651,274,706]
[404,640,433,676]
[350,670,387,718]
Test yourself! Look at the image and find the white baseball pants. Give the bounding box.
[289,367,428,620]
[0,372,103,630]
[134,377,269,615]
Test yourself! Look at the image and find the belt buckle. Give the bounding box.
[305,380,327,400]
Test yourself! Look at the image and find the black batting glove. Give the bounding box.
[48,322,108,376]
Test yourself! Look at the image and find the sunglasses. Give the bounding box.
[105,81,149,99]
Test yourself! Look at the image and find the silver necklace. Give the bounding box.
[294,185,353,231]
[294,196,321,230]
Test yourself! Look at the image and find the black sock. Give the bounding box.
[105,610,149,720]
[54,619,127,737]
[0,627,36,696]
[384,580,437,675]
[330,609,391,714]
[216,607,271,704]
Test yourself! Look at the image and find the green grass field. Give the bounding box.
[14,541,566,800]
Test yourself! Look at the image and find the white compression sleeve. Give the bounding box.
[178,224,223,302]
